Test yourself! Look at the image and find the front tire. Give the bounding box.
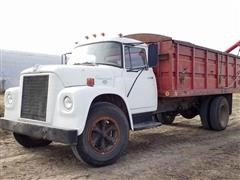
[13,133,52,148]
[72,102,129,167]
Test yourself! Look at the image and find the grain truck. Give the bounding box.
[1,34,240,167]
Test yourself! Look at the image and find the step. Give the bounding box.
[134,121,162,131]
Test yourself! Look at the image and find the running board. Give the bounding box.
[134,121,162,131]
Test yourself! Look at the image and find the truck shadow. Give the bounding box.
[126,122,240,156]
[33,121,240,169]
[167,122,201,129]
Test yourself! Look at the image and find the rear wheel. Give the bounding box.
[209,96,229,131]
[72,102,129,167]
[199,98,212,129]
[13,133,52,148]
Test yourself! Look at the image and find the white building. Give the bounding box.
[0,49,61,91]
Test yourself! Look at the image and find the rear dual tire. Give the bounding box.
[200,98,212,129]
[209,96,229,131]
[200,96,229,131]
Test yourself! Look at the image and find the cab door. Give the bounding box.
[123,46,158,114]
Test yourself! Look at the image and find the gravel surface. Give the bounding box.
[0,94,240,180]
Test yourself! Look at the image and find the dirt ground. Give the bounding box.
[0,94,240,180]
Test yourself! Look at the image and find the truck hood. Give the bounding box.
[21,65,123,87]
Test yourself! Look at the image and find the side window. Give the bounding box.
[124,47,146,69]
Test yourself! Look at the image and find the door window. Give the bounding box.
[124,47,146,69]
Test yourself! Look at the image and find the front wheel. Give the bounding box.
[72,102,129,167]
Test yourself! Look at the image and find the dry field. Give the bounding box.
[0,94,240,180]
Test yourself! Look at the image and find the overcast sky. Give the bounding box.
[0,0,239,55]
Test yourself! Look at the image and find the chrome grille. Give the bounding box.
[21,75,49,121]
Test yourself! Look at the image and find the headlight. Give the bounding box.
[6,93,13,105]
[63,96,73,110]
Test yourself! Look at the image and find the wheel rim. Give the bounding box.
[88,116,120,154]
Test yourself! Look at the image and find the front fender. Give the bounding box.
[53,86,133,135]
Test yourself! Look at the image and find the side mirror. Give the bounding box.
[148,43,158,67]
[61,52,72,64]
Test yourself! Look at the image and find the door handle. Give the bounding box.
[147,77,154,79]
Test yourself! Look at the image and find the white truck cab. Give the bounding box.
[1,36,159,166]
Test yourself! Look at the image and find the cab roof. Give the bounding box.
[75,37,142,47]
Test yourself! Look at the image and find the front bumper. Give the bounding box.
[0,118,78,145]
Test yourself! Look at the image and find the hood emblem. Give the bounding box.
[33,64,40,72]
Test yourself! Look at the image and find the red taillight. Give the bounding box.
[87,78,95,87]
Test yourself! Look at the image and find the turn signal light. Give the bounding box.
[87,78,95,87]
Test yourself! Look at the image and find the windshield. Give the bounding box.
[68,42,123,67]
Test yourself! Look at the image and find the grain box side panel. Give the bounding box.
[154,40,175,96]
